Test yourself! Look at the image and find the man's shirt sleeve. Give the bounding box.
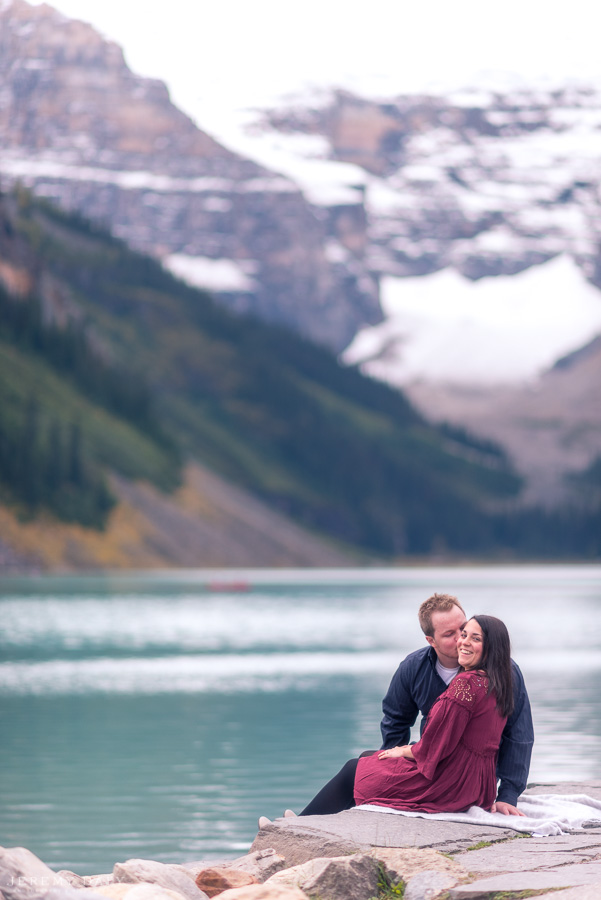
[496,661,534,806]
[380,657,420,749]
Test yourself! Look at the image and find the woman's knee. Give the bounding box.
[341,757,359,780]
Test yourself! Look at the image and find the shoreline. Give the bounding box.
[3,782,601,900]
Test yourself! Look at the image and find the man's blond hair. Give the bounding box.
[418,593,465,637]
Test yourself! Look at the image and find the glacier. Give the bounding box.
[342,255,601,385]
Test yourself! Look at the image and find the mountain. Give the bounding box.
[3,1,601,376]
[1,0,599,536]
[250,84,601,287]
[233,87,601,505]
[4,1,601,375]
[0,0,380,352]
[0,187,538,570]
[227,85,601,379]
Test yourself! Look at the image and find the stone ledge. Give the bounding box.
[252,781,601,865]
[251,809,518,866]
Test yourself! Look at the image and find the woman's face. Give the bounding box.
[457,618,484,670]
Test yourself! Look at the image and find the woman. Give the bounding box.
[294,615,513,818]
[353,615,513,813]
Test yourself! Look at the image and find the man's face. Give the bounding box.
[425,606,466,668]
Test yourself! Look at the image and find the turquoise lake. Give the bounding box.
[1,565,600,874]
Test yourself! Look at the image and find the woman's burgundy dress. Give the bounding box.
[354,670,507,813]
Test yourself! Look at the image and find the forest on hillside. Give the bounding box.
[0,187,598,559]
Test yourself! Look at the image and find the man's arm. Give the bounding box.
[494,661,534,811]
[380,660,420,749]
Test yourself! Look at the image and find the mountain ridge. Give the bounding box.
[0,0,381,351]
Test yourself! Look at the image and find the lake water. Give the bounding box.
[1,565,600,875]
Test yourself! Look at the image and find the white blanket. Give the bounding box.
[355,793,601,836]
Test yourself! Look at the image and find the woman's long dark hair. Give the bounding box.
[472,614,514,718]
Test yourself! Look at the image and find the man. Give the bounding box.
[380,593,533,816]
[297,592,533,817]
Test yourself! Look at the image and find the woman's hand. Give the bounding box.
[378,745,414,760]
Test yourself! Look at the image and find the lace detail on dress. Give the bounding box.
[450,672,488,704]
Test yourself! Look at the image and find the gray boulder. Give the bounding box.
[0,847,73,900]
[112,861,207,900]
[267,854,380,900]
[181,851,286,885]
[404,869,459,900]
[95,886,196,900]
[216,886,308,900]
[370,847,466,884]
[54,873,114,890]
[223,851,286,884]
[55,873,86,890]
[83,876,115,889]
[45,890,111,900]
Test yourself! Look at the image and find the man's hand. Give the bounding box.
[378,745,414,760]
[491,801,525,817]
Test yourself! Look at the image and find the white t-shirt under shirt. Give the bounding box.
[436,660,460,685]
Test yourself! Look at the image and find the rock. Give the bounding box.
[93,887,132,900]
[0,847,72,900]
[251,818,370,867]
[369,847,466,883]
[128,887,196,900]
[54,874,85,890]
[265,859,334,890]
[525,781,601,799]
[251,809,515,862]
[453,837,601,873]
[182,851,286,886]
[112,861,207,900]
[54,872,114,890]
[44,891,109,900]
[267,854,381,900]
[223,851,286,884]
[0,2,380,354]
[214,887,307,900]
[97,886,194,900]
[534,887,601,900]
[448,861,601,897]
[404,869,459,900]
[194,869,258,898]
[84,876,115,889]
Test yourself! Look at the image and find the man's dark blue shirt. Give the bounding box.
[380,646,534,806]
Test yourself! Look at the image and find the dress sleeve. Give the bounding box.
[411,673,484,780]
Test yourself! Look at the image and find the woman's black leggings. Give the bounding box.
[299,757,359,815]
[299,749,376,816]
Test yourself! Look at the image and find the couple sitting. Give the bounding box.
[289,593,534,819]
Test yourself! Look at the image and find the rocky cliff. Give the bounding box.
[0,0,380,351]
[257,85,601,284]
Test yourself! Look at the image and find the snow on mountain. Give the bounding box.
[164,254,258,293]
[196,105,368,208]
[342,255,601,384]
[218,84,601,386]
